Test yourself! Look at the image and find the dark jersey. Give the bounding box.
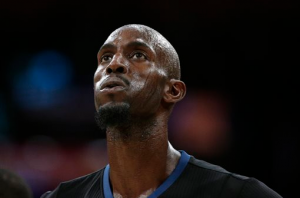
[41,151,282,198]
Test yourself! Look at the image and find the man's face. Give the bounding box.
[94,27,168,118]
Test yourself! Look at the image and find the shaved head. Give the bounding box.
[94,24,187,133]
[106,24,181,80]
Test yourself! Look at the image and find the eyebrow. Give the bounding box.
[98,43,116,54]
[126,41,153,51]
[98,41,154,54]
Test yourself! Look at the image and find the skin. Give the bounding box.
[94,25,186,198]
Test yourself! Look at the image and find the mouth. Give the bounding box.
[100,80,127,91]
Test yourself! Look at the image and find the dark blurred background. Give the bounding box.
[0,0,299,197]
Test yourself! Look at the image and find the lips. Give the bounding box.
[100,78,127,91]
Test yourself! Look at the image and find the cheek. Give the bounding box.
[93,70,104,111]
[94,66,104,85]
[129,73,166,113]
[131,68,165,94]
[94,89,101,111]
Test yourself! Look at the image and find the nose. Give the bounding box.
[106,53,128,74]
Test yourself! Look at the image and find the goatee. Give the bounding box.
[95,102,130,130]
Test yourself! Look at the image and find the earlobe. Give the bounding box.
[163,79,186,103]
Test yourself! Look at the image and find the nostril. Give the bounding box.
[116,67,125,73]
[106,68,113,73]
[106,65,126,74]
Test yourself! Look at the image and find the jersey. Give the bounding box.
[41,151,282,198]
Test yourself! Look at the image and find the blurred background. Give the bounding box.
[0,0,299,197]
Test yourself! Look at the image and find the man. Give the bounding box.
[41,24,282,198]
[0,168,33,198]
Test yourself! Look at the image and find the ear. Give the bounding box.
[163,79,186,103]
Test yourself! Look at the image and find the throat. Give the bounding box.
[107,139,181,198]
[105,115,160,142]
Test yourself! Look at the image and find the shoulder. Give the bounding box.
[184,156,247,189]
[238,177,283,198]
[186,155,234,180]
[184,156,282,198]
[40,168,105,198]
[188,155,231,174]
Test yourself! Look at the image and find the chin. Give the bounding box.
[95,102,130,129]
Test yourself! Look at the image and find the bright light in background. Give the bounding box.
[169,90,231,157]
[12,50,73,110]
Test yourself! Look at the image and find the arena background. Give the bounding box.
[0,1,299,197]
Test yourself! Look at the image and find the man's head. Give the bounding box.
[94,24,186,130]
[103,24,181,80]
[0,168,32,198]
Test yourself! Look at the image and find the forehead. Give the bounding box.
[104,27,154,47]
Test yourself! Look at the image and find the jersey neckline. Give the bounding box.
[103,150,190,198]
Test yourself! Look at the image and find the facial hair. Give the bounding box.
[94,102,130,130]
[94,102,157,141]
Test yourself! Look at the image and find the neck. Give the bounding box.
[106,116,181,198]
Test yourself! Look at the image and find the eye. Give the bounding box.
[130,52,147,60]
[100,55,112,63]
